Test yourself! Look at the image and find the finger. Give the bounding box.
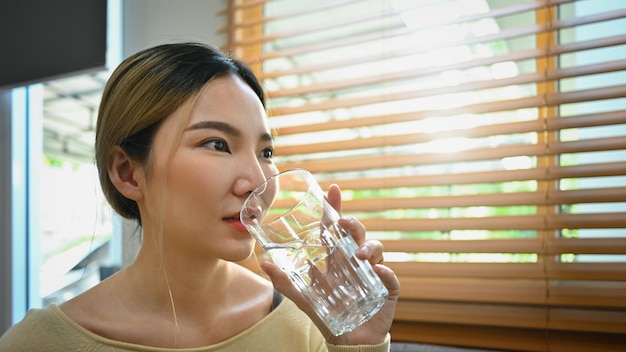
[338,215,366,245]
[260,261,316,315]
[373,264,401,298]
[260,261,335,339]
[355,240,384,265]
[327,184,342,214]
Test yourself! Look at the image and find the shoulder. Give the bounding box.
[0,306,59,339]
[273,297,317,331]
[222,297,326,351]
[0,305,91,351]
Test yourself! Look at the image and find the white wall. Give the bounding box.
[123,0,227,57]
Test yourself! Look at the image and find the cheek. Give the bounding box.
[265,163,279,178]
[165,158,223,212]
[160,176,213,236]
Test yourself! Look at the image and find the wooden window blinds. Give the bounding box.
[223,0,626,350]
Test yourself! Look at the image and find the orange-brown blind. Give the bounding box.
[224,0,626,350]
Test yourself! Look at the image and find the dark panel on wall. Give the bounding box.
[0,0,107,90]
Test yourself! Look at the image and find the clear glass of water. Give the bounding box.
[240,168,388,336]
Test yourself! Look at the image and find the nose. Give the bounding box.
[234,157,271,197]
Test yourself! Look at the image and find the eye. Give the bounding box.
[260,147,274,159]
[202,138,231,153]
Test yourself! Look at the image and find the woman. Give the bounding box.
[0,42,400,351]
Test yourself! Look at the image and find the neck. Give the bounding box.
[123,244,238,320]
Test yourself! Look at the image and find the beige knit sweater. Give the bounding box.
[0,298,389,352]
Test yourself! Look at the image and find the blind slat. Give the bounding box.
[271,82,626,116]
[315,162,626,189]
[394,300,626,333]
[391,323,626,352]
[321,187,626,211]
[387,262,626,280]
[381,238,626,255]
[275,106,626,137]
[394,300,546,329]
[230,0,362,27]
[279,136,626,172]
[399,277,626,307]
[361,212,626,232]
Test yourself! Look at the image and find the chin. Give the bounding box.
[224,239,257,262]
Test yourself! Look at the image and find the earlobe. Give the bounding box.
[108,146,144,201]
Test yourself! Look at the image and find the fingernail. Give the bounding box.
[344,215,356,222]
[260,261,271,274]
[357,244,371,256]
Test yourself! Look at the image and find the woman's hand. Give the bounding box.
[260,184,400,346]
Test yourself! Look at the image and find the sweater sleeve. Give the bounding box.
[325,333,391,352]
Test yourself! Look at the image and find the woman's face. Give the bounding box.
[139,74,278,263]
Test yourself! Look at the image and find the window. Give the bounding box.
[39,152,113,305]
[225,0,626,350]
[31,0,121,311]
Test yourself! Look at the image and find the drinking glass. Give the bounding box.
[240,169,388,336]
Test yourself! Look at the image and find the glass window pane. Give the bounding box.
[40,73,114,305]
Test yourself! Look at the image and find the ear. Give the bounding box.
[107,146,145,201]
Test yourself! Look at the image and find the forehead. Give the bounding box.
[188,75,268,127]
[160,74,269,139]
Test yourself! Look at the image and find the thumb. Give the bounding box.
[260,261,307,308]
[260,261,335,339]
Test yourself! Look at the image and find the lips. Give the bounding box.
[224,214,248,232]
[223,211,241,221]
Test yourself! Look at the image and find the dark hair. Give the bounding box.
[95,42,265,224]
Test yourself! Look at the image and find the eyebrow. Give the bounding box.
[185,120,274,142]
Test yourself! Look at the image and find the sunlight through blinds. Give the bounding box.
[223,0,626,350]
